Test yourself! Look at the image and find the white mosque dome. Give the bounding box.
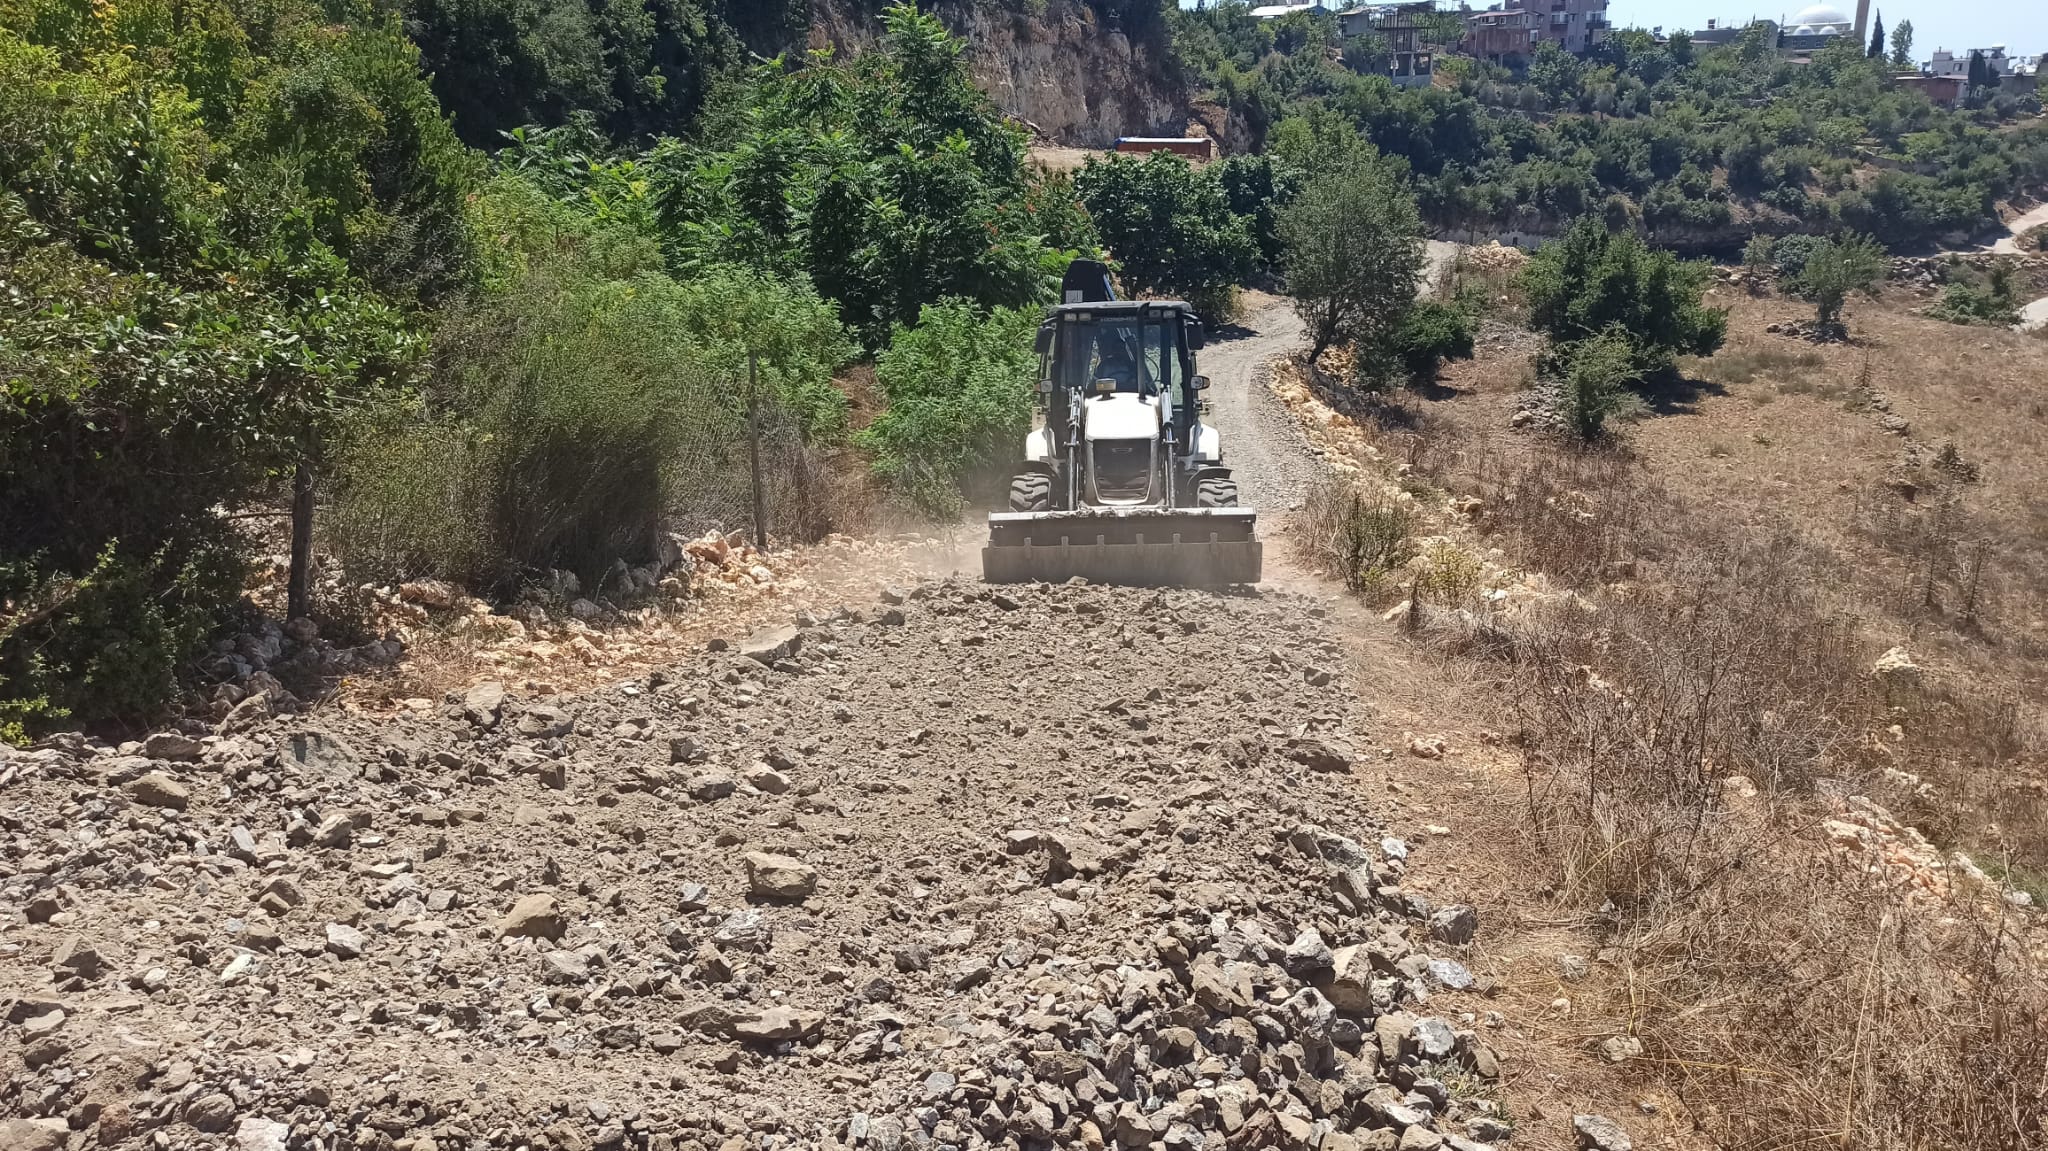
[1787,4,1853,34]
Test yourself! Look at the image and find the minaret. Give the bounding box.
[1853,0,1871,42]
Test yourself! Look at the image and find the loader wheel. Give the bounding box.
[1195,476,1241,508]
[1008,471,1054,513]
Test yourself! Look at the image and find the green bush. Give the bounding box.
[332,264,738,593]
[1391,299,1478,383]
[1928,282,2019,326]
[856,300,1040,516]
[1771,233,1826,281]
[1520,218,1725,374]
[1793,232,1887,329]
[1,539,244,736]
[1556,326,1645,440]
[1076,150,1258,311]
[1927,262,2020,326]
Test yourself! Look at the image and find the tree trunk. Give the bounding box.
[287,455,316,621]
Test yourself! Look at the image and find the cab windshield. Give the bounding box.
[1056,315,1186,401]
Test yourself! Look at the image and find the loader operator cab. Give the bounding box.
[1037,304,1207,453]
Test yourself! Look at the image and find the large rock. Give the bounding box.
[183,1093,238,1133]
[463,681,507,727]
[729,1006,823,1044]
[496,893,567,941]
[324,923,369,960]
[1429,904,1478,945]
[236,1119,290,1151]
[143,731,204,760]
[687,772,736,802]
[1872,646,1921,686]
[0,1120,68,1151]
[1573,1115,1632,1151]
[125,772,190,810]
[1320,944,1377,1013]
[540,950,590,984]
[738,625,802,665]
[1189,959,1254,1014]
[52,935,103,978]
[743,852,817,902]
[1285,737,1354,773]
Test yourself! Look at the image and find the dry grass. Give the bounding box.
[1303,285,2048,1150]
[1476,442,2048,1150]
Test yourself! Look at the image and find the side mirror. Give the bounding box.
[1187,325,1206,350]
[1190,375,1210,392]
[1034,326,1054,356]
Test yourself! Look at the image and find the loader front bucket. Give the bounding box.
[982,508,1262,586]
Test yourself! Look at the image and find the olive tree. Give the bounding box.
[1278,148,1425,364]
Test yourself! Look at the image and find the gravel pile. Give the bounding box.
[3,578,1519,1151]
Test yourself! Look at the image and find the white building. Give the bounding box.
[1928,45,2012,80]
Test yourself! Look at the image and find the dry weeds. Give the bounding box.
[1278,285,2048,1150]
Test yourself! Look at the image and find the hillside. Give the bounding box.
[5,3,2048,1150]
[809,0,1190,147]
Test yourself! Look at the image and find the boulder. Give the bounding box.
[730,1006,823,1044]
[1429,904,1478,945]
[143,732,204,760]
[1573,1115,1632,1151]
[743,852,817,902]
[124,772,190,811]
[463,681,507,727]
[496,893,567,941]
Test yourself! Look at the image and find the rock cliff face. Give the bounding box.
[811,0,1187,147]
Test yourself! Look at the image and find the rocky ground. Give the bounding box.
[0,575,1555,1151]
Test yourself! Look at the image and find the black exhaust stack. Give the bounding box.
[1061,259,1116,304]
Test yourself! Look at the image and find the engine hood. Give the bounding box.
[1083,393,1161,441]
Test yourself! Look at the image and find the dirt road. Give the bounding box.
[1991,201,2048,254]
[1200,297,1316,516]
[0,273,1553,1151]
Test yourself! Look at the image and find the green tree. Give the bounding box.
[1341,32,1391,76]
[1390,299,1477,383]
[1,3,451,727]
[1558,326,1643,440]
[1527,41,1585,106]
[1793,232,1887,330]
[1889,19,1914,69]
[402,0,741,145]
[649,4,1066,346]
[1868,14,1885,59]
[1212,152,1303,272]
[1519,218,1726,373]
[855,300,1041,515]
[1741,234,1776,287]
[1075,150,1257,318]
[667,265,858,446]
[1967,50,1990,91]
[1277,148,1424,362]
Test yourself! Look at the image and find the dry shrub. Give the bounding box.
[1471,445,1667,588]
[1692,341,1826,386]
[1296,478,1415,600]
[1472,440,2048,1149]
[1621,848,2048,1150]
[1508,526,1867,908]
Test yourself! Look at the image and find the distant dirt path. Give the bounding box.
[1992,201,2048,254]
[1201,295,1313,518]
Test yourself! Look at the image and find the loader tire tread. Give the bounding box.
[1195,476,1240,508]
[1008,472,1054,513]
